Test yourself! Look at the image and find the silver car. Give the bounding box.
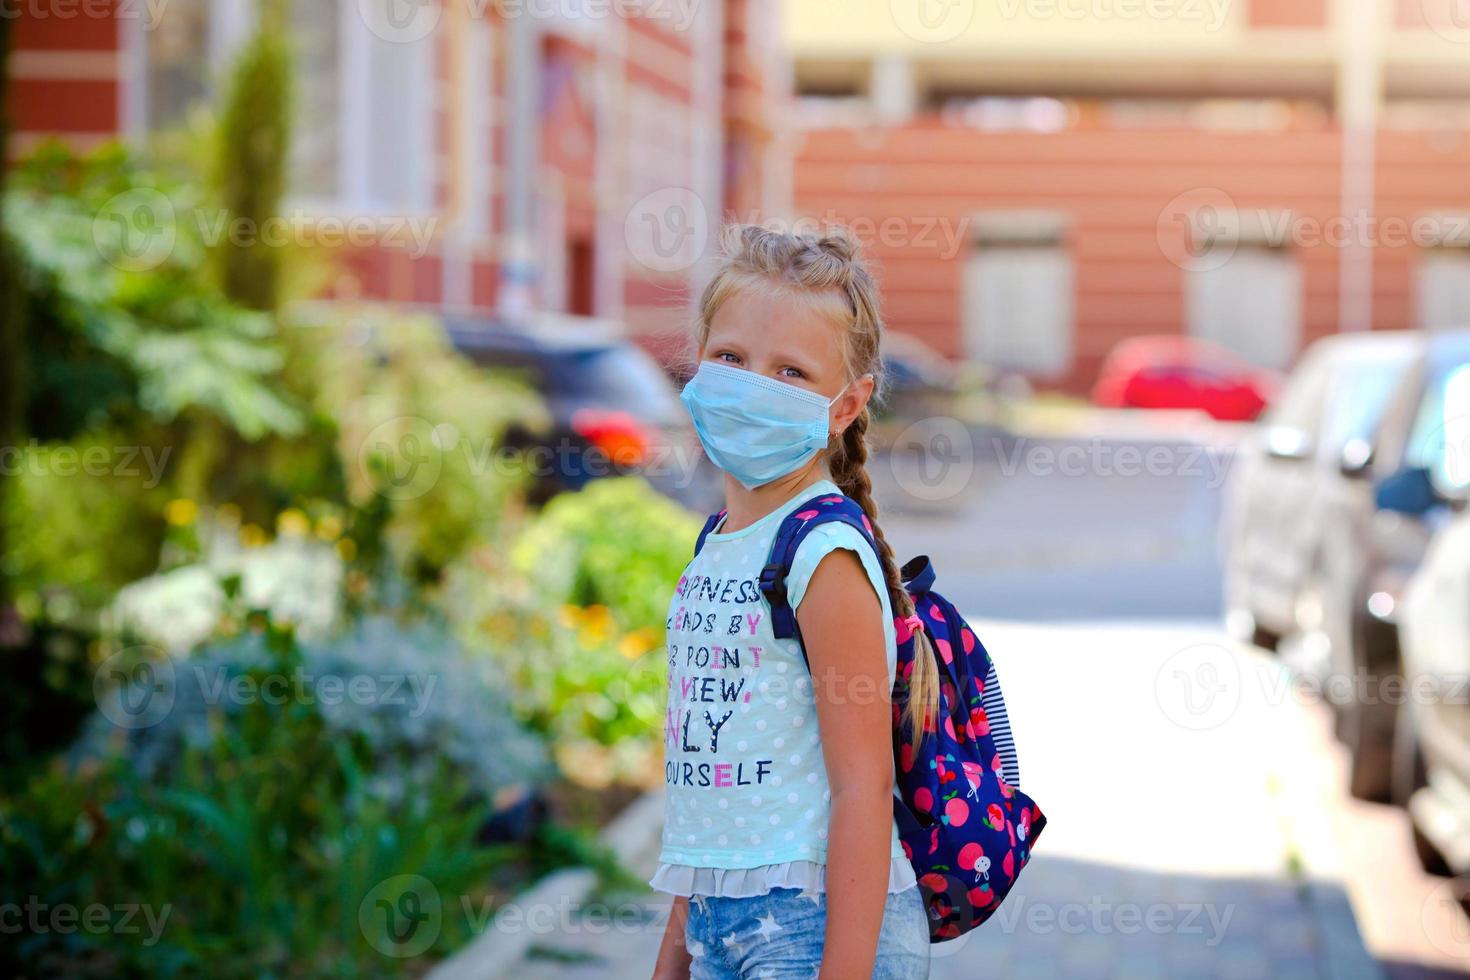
[1223,332,1421,653]
[1389,358,1470,873]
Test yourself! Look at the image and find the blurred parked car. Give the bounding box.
[1226,330,1470,801]
[1223,332,1420,652]
[1093,335,1281,421]
[447,316,720,511]
[1335,333,1470,802]
[1385,362,1470,875]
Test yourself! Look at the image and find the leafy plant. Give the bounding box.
[309,308,548,586]
[5,616,548,978]
[7,144,303,446]
[510,476,698,632]
[444,477,697,788]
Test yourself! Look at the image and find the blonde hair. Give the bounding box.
[693,224,940,744]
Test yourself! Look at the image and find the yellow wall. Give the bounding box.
[784,0,1251,56]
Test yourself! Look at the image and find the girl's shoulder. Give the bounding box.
[785,512,890,615]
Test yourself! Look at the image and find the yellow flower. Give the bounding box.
[315,515,343,541]
[336,538,358,561]
[164,499,198,527]
[277,509,310,538]
[240,523,269,548]
[618,628,657,660]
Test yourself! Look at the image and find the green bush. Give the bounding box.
[444,478,697,787]
[7,143,303,446]
[2,431,169,619]
[510,476,698,632]
[309,308,547,586]
[3,616,549,978]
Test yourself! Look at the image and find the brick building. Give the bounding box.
[7,0,787,346]
[787,0,1470,390]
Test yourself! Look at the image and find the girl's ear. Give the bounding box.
[830,373,876,436]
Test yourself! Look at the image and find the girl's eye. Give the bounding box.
[778,367,806,380]
[714,351,741,364]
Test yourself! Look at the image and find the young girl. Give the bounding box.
[651,226,937,980]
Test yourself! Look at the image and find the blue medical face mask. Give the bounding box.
[680,361,851,489]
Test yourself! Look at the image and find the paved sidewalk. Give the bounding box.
[503,621,1388,980]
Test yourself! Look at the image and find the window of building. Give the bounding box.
[1417,246,1470,329]
[144,0,212,132]
[144,0,259,132]
[142,0,435,215]
[1186,243,1301,370]
[962,214,1073,377]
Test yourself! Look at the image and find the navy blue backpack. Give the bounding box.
[694,491,1046,942]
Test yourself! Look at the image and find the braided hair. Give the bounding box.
[693,224,939,743]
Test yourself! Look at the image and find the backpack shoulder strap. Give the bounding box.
[760,493,880,642]
[693,509,727,558]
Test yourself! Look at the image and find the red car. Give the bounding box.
[1093,336,1280,421]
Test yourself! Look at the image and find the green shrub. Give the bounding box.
[309,308,547,586]
[2,431,169,619]
[3,616,549,978]
[444,478,698,788]
[510,477,698,632]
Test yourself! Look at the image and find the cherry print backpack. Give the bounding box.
[694,492,1047,942]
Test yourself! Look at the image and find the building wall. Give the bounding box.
[10,1,125,151]
[5,0,786,356]
[788,1,1470,390]
[794,118,1470,391]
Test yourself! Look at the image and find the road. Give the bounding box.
[504,424,1470,979]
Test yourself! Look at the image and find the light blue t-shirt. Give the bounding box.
[657,480,905,873]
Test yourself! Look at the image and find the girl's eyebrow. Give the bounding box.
[706,337,744,355]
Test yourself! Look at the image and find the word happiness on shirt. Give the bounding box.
[664,571,775,790]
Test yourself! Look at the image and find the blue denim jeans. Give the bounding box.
[685,886,930,979]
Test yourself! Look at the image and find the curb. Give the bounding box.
[426,789,665,980]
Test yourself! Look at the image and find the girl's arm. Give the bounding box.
[797,549,894,980]
[651,895,691,980]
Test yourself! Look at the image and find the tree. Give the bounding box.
[211,0,293,313]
